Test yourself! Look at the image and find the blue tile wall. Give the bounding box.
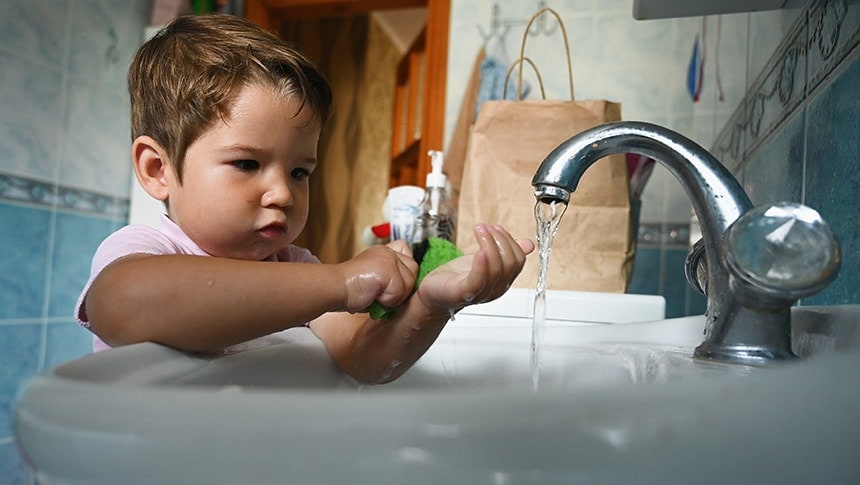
[803,53,860,305]
[0,204,51,319]
[0,0,149,480]
[44,319,95,368]
[627,217,709,317]
[628,246,661,296]
[1,437,34,484]
[741,109,806,205]
[48,212,123,318]
[0,323,42,438]
[662,248,695,318]
[1,323,40,485]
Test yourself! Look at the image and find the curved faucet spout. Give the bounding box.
[532,121,753,237]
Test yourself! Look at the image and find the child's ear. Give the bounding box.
[132,135,173,201]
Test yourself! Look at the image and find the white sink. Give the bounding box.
[14,290,860,484]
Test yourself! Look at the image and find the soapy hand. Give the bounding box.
[309,226,532,385]
[416,224,534,312]
[339,240,418,313]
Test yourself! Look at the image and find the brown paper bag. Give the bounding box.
[456,8,634,293]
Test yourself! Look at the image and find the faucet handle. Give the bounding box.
[684,238,707,296]
[725,203,841,304]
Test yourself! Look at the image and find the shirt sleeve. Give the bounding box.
[75,225,189,326]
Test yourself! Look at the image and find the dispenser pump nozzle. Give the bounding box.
[426,150,447,188]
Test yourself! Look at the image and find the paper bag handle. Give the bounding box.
[502,57,547,100]
[515,7,575,101]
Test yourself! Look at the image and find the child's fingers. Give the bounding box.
[473,225,504,295]
[384,239,418,280]
[347,244,419,310]
[473,225,532,301]
[494,227,532,283]
[475,224,502,260]
[490,225,526,270]
[516,238,536,256]
[386,238,413,258]
[461,250,489,303]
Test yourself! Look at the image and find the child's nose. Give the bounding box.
[262,179,293,208]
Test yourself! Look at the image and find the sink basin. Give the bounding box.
[13,290,860,484]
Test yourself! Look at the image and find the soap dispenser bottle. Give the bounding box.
[413,150,456,244]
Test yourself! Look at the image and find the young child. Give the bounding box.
[75,14,534,384]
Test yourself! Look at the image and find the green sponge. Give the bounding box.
[367,237,463,319]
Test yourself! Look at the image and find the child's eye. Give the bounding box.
[291,167,310,180]
[232,160,260,172]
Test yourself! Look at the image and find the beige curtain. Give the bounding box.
[280,16,399,263]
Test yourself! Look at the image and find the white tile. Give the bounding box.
[0,51,63,182]
[0,0,69,67]
[713,13,750,116]
[66,0,149,95]
[690,111,717,148]
[593,0,634,15]
[664,178,694,223]
[637,164,669,224]
[59,80,132,196]
[748,10,788,89]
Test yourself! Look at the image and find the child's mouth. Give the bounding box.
[259,223,286,240]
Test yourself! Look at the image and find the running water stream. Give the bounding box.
[531,200,567,391]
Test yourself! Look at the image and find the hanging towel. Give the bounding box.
[687,18,707,102]
[687,34,704,101]
[475,37,530,118]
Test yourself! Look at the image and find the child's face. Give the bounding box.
[164,83,320,260]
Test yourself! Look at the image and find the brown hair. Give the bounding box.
[128,14,332,180]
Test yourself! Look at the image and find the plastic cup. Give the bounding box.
[386,185,424,243]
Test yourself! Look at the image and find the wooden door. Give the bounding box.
[244,0,450,188]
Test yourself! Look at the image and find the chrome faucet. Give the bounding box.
[532,121,841,366]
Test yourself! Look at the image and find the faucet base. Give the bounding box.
[693,343,797,367]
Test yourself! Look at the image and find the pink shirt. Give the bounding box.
[75,215,319,352]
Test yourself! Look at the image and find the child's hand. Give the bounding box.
[338,240,418,313]
[416,224,534,312]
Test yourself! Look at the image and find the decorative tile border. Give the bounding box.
[807,0,860,92]
[712,0,860,172]
[0,172,129,219]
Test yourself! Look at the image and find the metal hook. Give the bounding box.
[477,4,509,42]
[527,1,558,37]
[478,2,556,42]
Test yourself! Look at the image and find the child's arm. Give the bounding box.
[84,244,418,352]
[309,224,534,384]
